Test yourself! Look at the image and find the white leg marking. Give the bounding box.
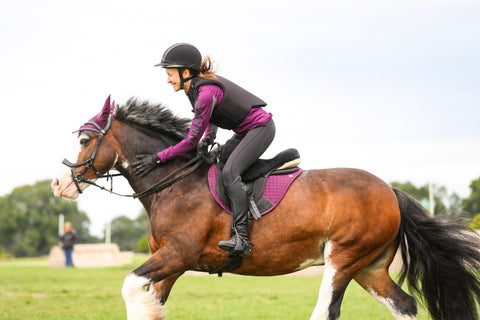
[122,273,165,320]
[368,289,416,320]
[310,241,336,320]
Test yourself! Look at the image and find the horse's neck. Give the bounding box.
[112,121,199,205]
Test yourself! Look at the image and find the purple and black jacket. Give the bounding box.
[157,76,272,163]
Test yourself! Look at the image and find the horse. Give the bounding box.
[52,96,480,320]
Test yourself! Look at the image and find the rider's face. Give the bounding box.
[165,69,192,92]
[166,69,181,92]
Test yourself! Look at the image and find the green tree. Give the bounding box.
[110,210,150,251]
[390,181,447,214]
[0,180,92,257]
[462,177,480,217]
[136,234,150,253]
[448,192,463,215]
[469,214,480,229]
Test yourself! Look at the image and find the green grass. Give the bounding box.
[0,256,429,319]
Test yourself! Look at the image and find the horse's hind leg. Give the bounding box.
[309,242,353,320]
[310,240,409,320]
[310,263,348,320]
[354,263,417,319]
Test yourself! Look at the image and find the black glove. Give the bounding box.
[132,154,161,177]
[202,136,215,146]
[197,138,214,157]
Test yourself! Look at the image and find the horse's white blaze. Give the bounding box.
[51,133,94,199]
[122,273,165,320]
[310,241,336,320]
[368,289,417,320]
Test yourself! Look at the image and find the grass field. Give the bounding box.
[0,256,429,320]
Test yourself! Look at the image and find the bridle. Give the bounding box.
[61,113,206,198]
[62,113,115,195]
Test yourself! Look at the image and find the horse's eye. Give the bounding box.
[80,138,89,146]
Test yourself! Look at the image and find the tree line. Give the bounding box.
[1,177,480,258]
[391,178,480,219]
[0,180,150,258]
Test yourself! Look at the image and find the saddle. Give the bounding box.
[208,139,303,220]
[208,142,302,276]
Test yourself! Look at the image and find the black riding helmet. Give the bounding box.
[155,43,202,89]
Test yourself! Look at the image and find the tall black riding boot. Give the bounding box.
[218,177,252,257]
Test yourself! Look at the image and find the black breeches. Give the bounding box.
[222,119,276,186]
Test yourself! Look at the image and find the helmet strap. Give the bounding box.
[178,68,195,90]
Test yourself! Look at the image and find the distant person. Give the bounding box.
[60,222,76,267]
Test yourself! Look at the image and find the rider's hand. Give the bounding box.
[197,138,213,157]
[202,137,215,146]
[132,154,161,177]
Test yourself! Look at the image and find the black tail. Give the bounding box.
[393,188,480,320]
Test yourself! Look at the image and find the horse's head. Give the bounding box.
[52,96,117,199]
[53,96,194,199]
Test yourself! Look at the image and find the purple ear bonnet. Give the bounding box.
[75,95,115,133]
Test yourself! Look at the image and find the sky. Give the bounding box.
[1,0,479,237]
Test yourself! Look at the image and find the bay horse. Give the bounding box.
[52,96,480,320]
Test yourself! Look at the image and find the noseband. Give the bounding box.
[62,113,114,194]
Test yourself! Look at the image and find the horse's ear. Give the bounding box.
[110,98,115,113]
[73,95,115,133]
[99,95,114,121]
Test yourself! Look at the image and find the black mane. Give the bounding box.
[115,97,190,140]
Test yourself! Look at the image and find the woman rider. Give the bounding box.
[131,43,275,257]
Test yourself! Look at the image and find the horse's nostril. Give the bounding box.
[51,178,60,189]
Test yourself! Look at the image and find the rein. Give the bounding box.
[62,114,207,198]
[70,155,204,198]
[132,155,204,198]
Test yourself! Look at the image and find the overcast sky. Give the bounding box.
[1,0,479,237]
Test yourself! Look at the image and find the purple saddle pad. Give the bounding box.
[207,164,303,216]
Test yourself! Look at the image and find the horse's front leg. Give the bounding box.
[121,247,191,320]
[153,273,183,305]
